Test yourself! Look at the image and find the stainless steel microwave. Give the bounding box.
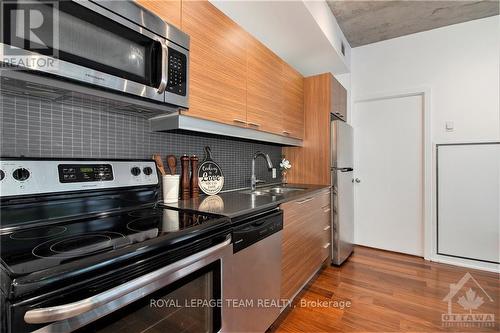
[0,0,189,109]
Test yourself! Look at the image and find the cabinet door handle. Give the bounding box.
[282,130,291,135]
[323,225,331,231]
[247,122,260,127]
[323,243,331,249]
[296,197,313,204]
[233,119,247,125]
[323,208,331,213]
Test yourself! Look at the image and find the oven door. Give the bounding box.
[1,0,168,103]
[15,236,231,333]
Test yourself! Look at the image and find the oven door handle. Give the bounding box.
[24,235,231,324]
[156,40,168,94]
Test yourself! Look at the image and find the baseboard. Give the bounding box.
[355,244,499,273]
[429,255,500,274]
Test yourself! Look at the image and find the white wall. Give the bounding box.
[351,16,500,143]
[350,16,500,271]
[302,0,351,70]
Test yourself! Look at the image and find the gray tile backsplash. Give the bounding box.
[0,92,283,191]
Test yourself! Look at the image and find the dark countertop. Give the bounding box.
[160,184,330,218]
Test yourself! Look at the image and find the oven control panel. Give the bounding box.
[58,164,113,183]
[0,160,158,197]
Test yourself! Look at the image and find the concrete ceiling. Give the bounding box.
[327,0,500,47]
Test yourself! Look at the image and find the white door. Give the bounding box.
[437,143,500,263]
[354,95,424,256]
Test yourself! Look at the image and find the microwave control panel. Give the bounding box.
[167,48,187,96]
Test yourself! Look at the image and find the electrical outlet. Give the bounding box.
[272,168,276,179]
[445,121,454,132]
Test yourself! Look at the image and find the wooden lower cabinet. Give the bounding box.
[280,189,331,301]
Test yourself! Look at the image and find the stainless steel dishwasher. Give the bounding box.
[224,208,283,333]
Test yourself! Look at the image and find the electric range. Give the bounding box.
[0,158,232,333]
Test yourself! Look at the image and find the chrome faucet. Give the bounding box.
[251,151,274,191]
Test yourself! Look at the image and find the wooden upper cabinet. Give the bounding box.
[332,76,347,120]
[283,73,333,185]
[282,62,304,139]
[181,0,248,126]
[150,0,305,140]
[246,37,284,134]
[283,73,347,185]
[135,0,181,29]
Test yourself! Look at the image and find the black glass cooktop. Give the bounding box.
[0,207,227,276]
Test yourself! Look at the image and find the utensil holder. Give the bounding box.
[162,175,180,203]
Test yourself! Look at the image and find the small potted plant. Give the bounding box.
[280,156,292,184]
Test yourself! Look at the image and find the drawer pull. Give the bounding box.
[233,119,247,125]
[247,122,260,127]
[323,225,331,231]
[323,243,331,249]
[323,208,331,213]
[296,197,313,204]
[282,130,291,135]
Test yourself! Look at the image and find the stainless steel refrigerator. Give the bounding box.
[331,118,354,265]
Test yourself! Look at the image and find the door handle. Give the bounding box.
[332,167,353,172]
[355,178,361,183]
[156,41,168,94]
[24,235,232,324]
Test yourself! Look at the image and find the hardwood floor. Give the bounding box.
[270,246,499,332]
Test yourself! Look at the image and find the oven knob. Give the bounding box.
[0,170,4,181]
[13,168,30,181]
[131,167,141,176]
[143,167,153,176]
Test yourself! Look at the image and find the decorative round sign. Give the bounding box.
[198,147,224,195]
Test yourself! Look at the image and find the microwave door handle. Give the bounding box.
[156,41,168,94]
[24,235,231,324]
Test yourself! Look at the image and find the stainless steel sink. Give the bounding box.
[240,186,306,196]
[239,190,269,196]
[264,186,306,194]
